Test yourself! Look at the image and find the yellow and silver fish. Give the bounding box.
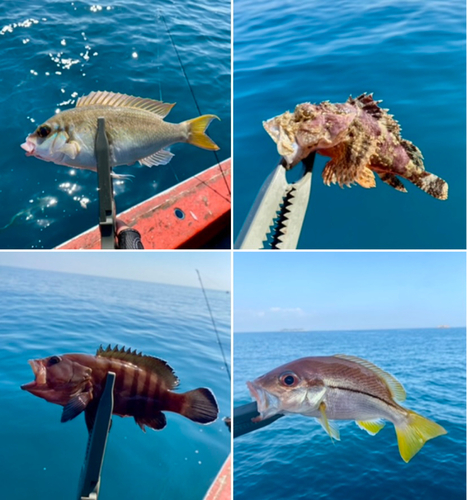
[247,354,447,462]
[21,91,219,170]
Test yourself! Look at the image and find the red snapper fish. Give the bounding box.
[263,94,448,200]
[21,91,219,171]
[247,354,446,462]
[21,345,219,432]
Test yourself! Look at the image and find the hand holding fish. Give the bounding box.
[21,345,219,432]
[247,354,446,462]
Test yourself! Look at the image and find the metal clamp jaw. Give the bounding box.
[95,118,116,249]
[235,152,315,250]
[233,401,283,438]
[77,372,115,500]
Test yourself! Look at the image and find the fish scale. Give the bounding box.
[247,355,447,462]
[263,93,448,200]
[21,345,219,433]
[21,90,220,171]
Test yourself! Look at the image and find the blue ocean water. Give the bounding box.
[0,265,231,500]
[0,0,230,249]
[234,329,466,499]
[233,0,466,249]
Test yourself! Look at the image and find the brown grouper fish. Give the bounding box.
[247,354,446,462]
[21,345,219,432]
[263,94,448,200]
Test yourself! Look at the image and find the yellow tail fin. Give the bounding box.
[395,410,447,463]
[185,115,220,151]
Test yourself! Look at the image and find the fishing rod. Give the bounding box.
[160,12,231,201]
[196,269,231,382]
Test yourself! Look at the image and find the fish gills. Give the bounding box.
[395,410,447,463]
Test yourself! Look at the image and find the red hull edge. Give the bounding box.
[204,455,231,500]
[56,159,231,250]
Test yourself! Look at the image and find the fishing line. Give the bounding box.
[196,269,231,382]
[160,12,231,198]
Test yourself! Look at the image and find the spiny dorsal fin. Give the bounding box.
[96,345,179,389]
[334,354,406,402]
[76,91,175,118]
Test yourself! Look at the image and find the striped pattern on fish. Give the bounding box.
[21,345,219,432]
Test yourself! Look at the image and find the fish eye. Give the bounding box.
[48,356,61,366]
[279,371,299,387]
[36,125,51,138]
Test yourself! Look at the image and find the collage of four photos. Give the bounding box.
[0,0,466,499]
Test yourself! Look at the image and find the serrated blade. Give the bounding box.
[235,163,291,249]
[235,153,314,249]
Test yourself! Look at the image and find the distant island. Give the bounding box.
[437,325,450,329]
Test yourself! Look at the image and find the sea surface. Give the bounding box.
[0,0,230,249]
[234,328,466,499]
[0,265,231,500]
[233,0,466,249]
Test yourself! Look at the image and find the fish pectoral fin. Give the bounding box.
[356,419,386,436]
[61,390,92,423]
[355,166,376,189]
[317,402,340,441]
[138,149,174,167]
[395,410,447,463]
[322,161,338,186]
[57,140,80,159]
[134,412,167,432]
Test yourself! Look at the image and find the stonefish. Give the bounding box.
[263,94,448,200]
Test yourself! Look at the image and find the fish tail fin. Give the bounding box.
[180,388,219,424]
[409,172,448,200]
[185,115,220,151]
[395,410,447,462]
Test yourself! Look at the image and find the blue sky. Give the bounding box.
[0,251,231,291]
[234,252,466,332]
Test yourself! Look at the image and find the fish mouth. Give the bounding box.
[21,359,46,392]
[247,380,281,421]
[21,140,36,157]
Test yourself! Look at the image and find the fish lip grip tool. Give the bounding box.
[95,117,116,249]
[233,401,284,438]
[77,371,115,500]
[235,152,315,250]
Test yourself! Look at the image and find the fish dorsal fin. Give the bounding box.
[334,354,406,402]
[76,91,175,118]
[96,345,179,389]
